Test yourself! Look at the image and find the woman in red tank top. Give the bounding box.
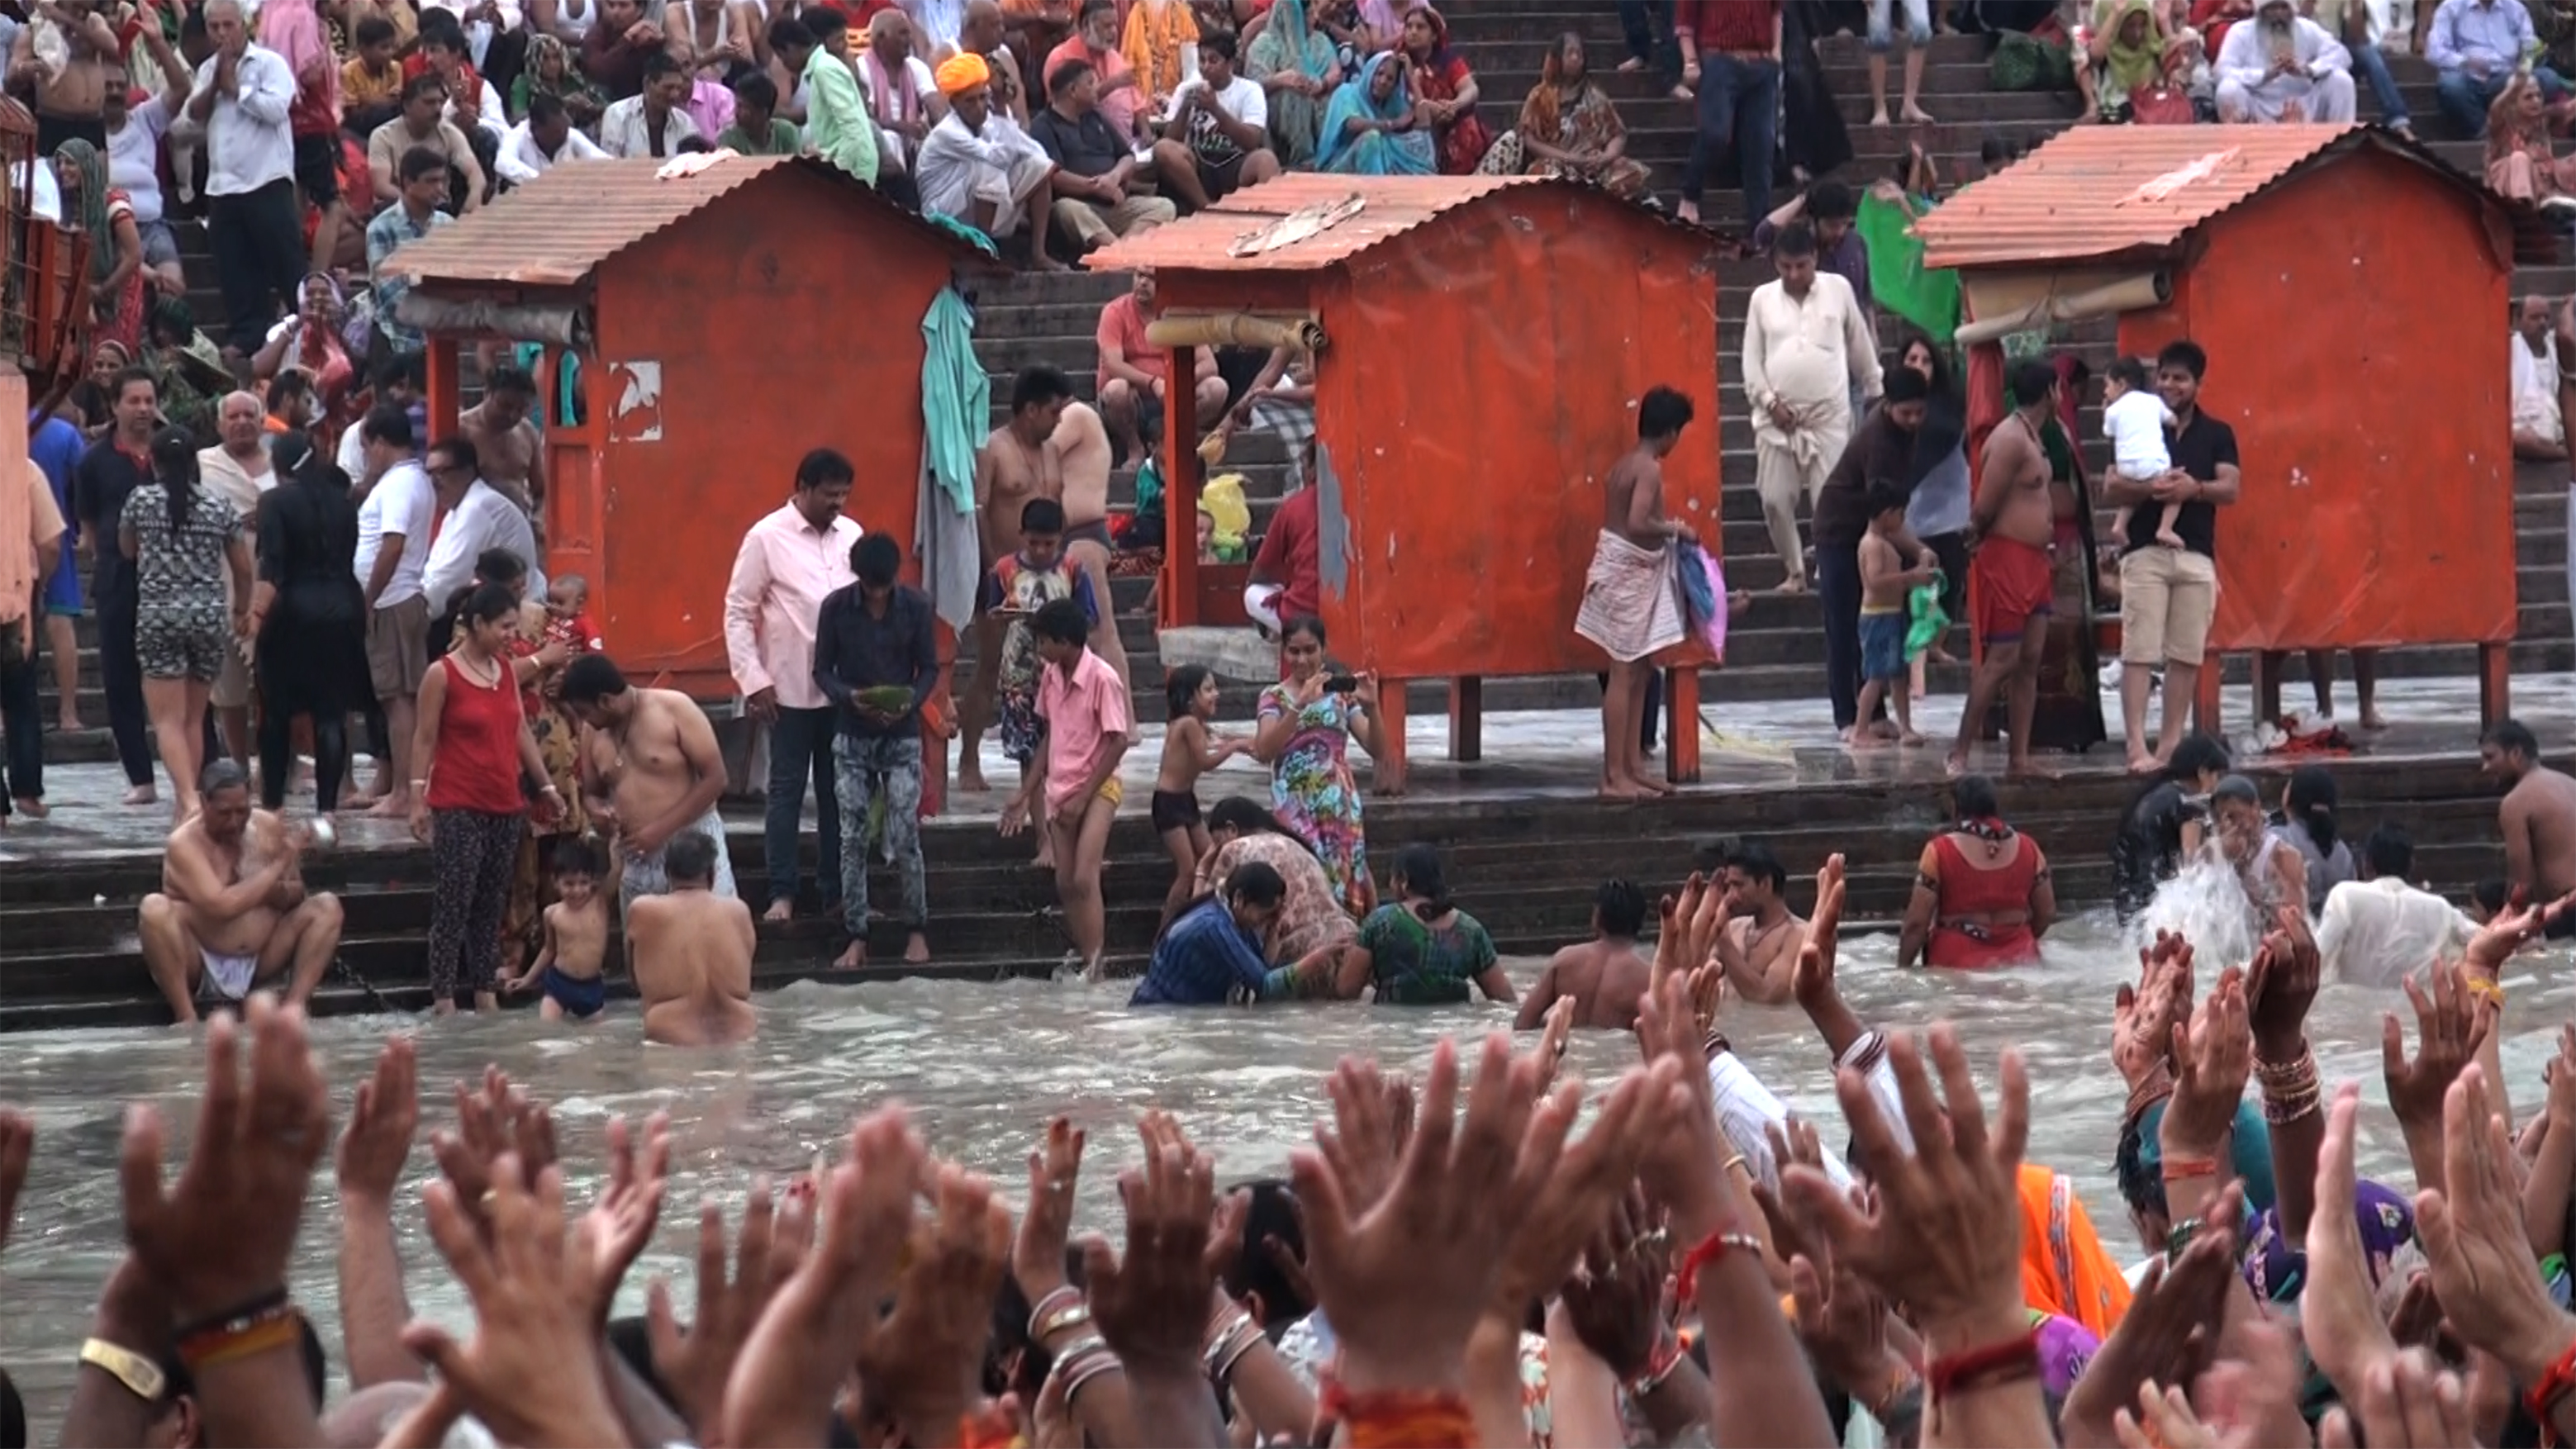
[410,582,562,1014]
[1898,775,2055,970]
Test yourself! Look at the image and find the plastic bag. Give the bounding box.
[1690,545,1729,660]
[1906,568,1951,658]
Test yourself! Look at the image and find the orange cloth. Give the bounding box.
[2019,1163,2132,1337]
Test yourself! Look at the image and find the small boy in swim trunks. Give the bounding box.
[505,838,611,1020]
[542,574,604,656]
[1853,481,1934,748]
[978,497,1097,864]
[1153,663,1249,929]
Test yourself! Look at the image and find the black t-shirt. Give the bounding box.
[1814,407,1922,548]
[1029,104,1125,179]
[2126,409,2237,558]
[74,439,152,606]
[2109,780,2203,920]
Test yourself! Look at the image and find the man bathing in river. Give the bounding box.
[1514,878,1653,1030]
[1709,838,1808,1005]
[561,653,737,913]
[625,829,757,1045]
[137,763,345,1024]
[2483,716,2576,932]
[1575,384,1698,802]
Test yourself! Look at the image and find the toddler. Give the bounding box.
[1151,664,1249,928]
[1852,482,1935,748]
[504,839,609,1020]
[544,573,603,655]
[2102,357,2183,552]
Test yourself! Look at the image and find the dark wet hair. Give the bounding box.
[2284,764,2339,854]
[2107,355,2151,392]
[1012,365,1076,412]
[2483,718,2540,760]
[1863,478,1908,520]
[459,582,518,632]
[1952,773,2001,820]
[2361,822,2412,879]
[1281,615,1326,648]
[2472,877,2510,916]
[2113,1111,2165,1223]
[1391,843,1452,920]
[1207,796,1305,847]
[1166,663,1214,718]
[553,836,603,877]
[1032,597,1088,647]
[734,69,779,110]
[853,533,902,587]
[769,12,814,50]
[1198,28,1238,61]
[2157,340,2208,380]
[2165,733,2231,783]
[1771,221,1818,259]
[665,829,718,884]
[2211,774,2261,808]
[1894,326,1953,397]
[1805,179,1854,221]
[199,758,251,798]
[1639,384,1694,441]
[427,432,479,477]
[1019,496,1067,534]
[1595,878,1647,937]
[1729,839,1787,892]
[1220,1179,1313,1328]
[146,425,199,531]
[560,653,630,705]
[1225,859,1287,907]
[2009,359,2059,409]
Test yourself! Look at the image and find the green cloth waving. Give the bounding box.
[1858,188,1961,344]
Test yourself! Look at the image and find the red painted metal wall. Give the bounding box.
[2114,153,2518,652]
[1162,191,1725,682]
[565,165,954,694]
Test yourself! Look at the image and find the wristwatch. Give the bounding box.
[80,1338,166,1402]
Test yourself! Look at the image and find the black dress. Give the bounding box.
[254,477,369,716]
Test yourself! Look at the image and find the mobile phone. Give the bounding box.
[1324,674,1359,694]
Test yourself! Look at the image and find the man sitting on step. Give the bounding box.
[136,761,344,1024]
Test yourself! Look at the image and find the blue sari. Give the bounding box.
[1315,52,1434,175]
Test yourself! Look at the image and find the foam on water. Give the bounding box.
[2130,852,2264,967]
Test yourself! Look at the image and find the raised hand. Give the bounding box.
[1781,1024,2029,1351]
[2317,1350,2481,1449]
[2114,932,2195,1091]
[120,995,330,1319]
[1490,1061,1674,1315]
[2302,1083,2400,1404]
[1084,1114,1219,1377]
[2464,889,2574,975]
[648,1181,790,1437]
[1013,1115,1086,1302]
[576,1111,671,1330]
[1312,1058,1409,1219]
[855,1162,1015,1439]
[721,1108,924,1449]
[1290,1033,1574,1394]
[1787,1240,1898,1406]
[2413,1066,2576,1384]
[2162,969,2250,1159]
[2061,1185,2242,1449]
[404,1154,625,1447]
[335,1035,419,1204]
[2245,922,2320,1059]
[1560,1190,1669,1381]
[1633,971,1746,1233]
[430,1067,556,1239]
[2383,962,2492,1138]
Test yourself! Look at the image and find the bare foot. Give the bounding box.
[2007,756,2061,781]
[1901,105,1934,125]
[2360,710,2389,732]
[902,933,929,964]
[763,898,795,924]
[2126,751,2161,776]
[122,783,157,806]
[1597,782,1647,802]
[1899,730,1927,748]
[1617,55,1645,71]
[364,792,411,819]
[1770,577,1808,595]
[1627,770,1675,796]
[1669,83,1695,102]
[55,712,82,733]
[1675,198,1700,224]
[1850,732,1889,752]
[831,940,867,971]
[1034,849,1056,872]
[957,763,989,793]
[1870,719,1900,741]
[1929,647,1960,666]
[1944,748,1969,777]
[2155,528,2187,550]
[11,796,46,819]
[1029,254,1072,274]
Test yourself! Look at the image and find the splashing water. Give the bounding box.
[2131,848,2261,967]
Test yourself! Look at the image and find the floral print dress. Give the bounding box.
[1256,683,1372,916]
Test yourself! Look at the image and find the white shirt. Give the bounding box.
[10,159,62,222]
[1742,273,1880,430]
[596,94,701,158]
[197,446,275,520]
[497,117,609,183]
[915,110,1048,220]
[2512,331,2562,435]
[1705,1033,1902,1196]
[2316,877,2479,990]
[866,51,938,169]
[109,96,173,224]
[421,478,544,609]
[2103,387,2176,477]
[192,44,299,195]
[1162,73,1267,134]
[354,460,435,609]
[902,0,965,55]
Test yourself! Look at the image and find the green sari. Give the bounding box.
[1247,0,1337,165]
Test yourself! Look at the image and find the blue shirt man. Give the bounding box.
[1129,864,1295,1005]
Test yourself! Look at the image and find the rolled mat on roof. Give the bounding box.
[1951,270,2170,346]
[1144,311,1328,354]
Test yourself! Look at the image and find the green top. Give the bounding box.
[804,47,880,184]
[1357,904,1497,1005]
[717,117,805,155]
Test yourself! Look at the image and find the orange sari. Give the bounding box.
[2019,1163,2132,1337]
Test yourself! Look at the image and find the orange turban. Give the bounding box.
[935,52,991,96]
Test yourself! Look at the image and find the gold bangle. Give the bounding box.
[1723,1153,1749,1176]
[79,1339,166,1403]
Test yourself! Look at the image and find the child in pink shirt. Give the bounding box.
[1000,596,1131,980]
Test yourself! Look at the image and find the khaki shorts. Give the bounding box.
[366,594,431,699]
[2118,546,2219,666]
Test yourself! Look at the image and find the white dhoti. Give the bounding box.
[1575,529,1688,663]
[2217,67,2355,121]
[966,149,1055,238]
[1751,401,1848,586]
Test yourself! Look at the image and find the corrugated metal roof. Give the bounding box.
[1084,173,1552,273]
[390,154,977,288]
[1913,124,2506,269]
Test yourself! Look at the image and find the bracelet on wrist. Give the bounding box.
[1675,1225,1763,1298]
[1923,1327,2040,1432]
[1622,1334,1683,1402]
[2165,1216,2203,1261]
[2159,1155,2218,1182]
[1024,1285,1083,1342]
[176,1299,303,1372]
[2525,1333,2576,1440]
[1319,1383,1476,1449]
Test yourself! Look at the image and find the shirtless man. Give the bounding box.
[561,653,738,914]
[1048,390,1134,690]
[135,762,345,1024]
[1951,359,2060,781]
[2483,718,2576,932]
[626,829,758,1045]
[1709,839,1808,1006]
[962,365,1074,792]
[455,365,546,521]
[7,0,121,151]
[1575,385,1697,801]
[1514,878,1653,1030]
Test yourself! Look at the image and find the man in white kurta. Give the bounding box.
[2512,294,2565,459]
[2215,0,2357,121]
[1741,226,1880,593]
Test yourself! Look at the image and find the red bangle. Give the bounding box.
[2529,1335,2576,1448]
[1675,1226,1762,1299]
[2160,1156,2218,1181]
[955,1403,1019,1449]
[1924,1328,2041,1432]
[1318,1384,1476,1449]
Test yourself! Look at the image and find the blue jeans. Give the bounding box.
[2349,41,2408,127]
[1680,55,1779,227]
[835,733,928,936]
[763,705,843,910]
[1817,536,1865,731]
[2438,64,2566,135]
[1617,0,1679,85]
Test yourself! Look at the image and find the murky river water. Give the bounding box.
[0,904,2567,1423]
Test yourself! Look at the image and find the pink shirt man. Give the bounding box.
[1035,645,1131,815]
[724,501,863,710]
[1046,34,1144,138]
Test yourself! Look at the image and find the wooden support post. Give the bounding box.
[1372,678,1409,796]
[2195,651,2223,739]
[2479,642,2512,725]
[425,337,463,439]
[1162,344,1201,632]
[2253,650,2284,728]
[1448,676,1481,761]
[1666,666,1701,784]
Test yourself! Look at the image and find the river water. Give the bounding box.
[0,902,2566,1423]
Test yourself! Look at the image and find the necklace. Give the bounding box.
[452,649,501,688]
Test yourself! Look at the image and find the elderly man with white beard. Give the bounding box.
[2215,0,2356,122]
